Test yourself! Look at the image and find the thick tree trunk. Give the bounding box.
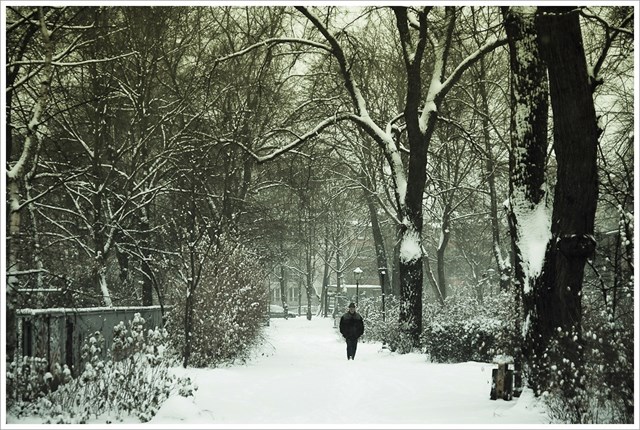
[398,104,440,345]
[534,6,599,405]
[398,177,428,345]
[502,5,550,397]
[391,226,402,297]
[6,183,20,359]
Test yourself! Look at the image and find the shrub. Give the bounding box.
[166,241,269,367]
[345,289,516,361]
[542,309,634,424]
[539,207,634,425]
[6,314,195,424]
[422,291,516,363]
[358,295,416,354]
[6,357,72,406]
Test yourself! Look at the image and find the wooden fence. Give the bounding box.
[15,306,166,376]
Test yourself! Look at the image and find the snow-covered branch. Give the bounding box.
[419,7,457,129]
[17,169,88,211]
[234,112,355,163]
[295,6,369,118]
[214,37,331,64]
[9,51,137,69]
[582,9,634,91]
[581,8,634,38]
[7,7,53,181]
[439,36,509,99]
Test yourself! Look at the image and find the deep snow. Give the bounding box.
[150,316,550,426]
[4,315,551,428]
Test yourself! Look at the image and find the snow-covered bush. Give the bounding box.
[166,242,269,367]
[542,301,634,424]
[421,291,516,363]
[359,295,414,353]
[541,332,633,424]
[6,314,195,424]
[541,205,635,424]
[6,356,72,407]
[357,295,393,342]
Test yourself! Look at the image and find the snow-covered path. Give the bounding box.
[152,317,549,426]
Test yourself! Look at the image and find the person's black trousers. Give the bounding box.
[346,338,358,359]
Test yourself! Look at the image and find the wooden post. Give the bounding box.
[496,363,506,399]
[490,356,514,401]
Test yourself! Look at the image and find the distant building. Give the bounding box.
[326,283,381,314]
[269,280,321,315]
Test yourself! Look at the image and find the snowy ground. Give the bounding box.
[150,316,550,427]
[5,316,551,427]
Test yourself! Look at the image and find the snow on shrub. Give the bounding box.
[166,241,269,367]
[422,291,516,363]
[542,205,634,424]
[542,299,634,424]
[355,289,516,361]
[6,314,195,424]
[359,295,414,353]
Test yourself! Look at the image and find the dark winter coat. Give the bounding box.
[339,311,364,340]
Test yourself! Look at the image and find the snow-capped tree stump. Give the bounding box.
[490,356,514,401]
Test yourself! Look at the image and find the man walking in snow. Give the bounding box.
[339,302,364,360]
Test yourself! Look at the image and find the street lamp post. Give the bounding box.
[353,267,363,306]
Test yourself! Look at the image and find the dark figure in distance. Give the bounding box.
[339,302,364,360]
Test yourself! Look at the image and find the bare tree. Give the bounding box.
[5,6,55,361]
[222,6,507,345]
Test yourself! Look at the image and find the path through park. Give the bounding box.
[152,316,549,425]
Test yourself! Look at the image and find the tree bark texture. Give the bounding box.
[533,6,599,403]
[393,6,439,347]
[502,5,550,397]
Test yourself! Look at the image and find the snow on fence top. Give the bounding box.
[16,305,166,316]
[15,305,168,376]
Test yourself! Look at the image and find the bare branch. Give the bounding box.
[7,7,53,181]
[582,8,634,90]
[215,37,331,64]
[440,36,509,101]
[295,6,367,116]
[17,169,89,211]
[8,51,138,68]
[234,112,356,164]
